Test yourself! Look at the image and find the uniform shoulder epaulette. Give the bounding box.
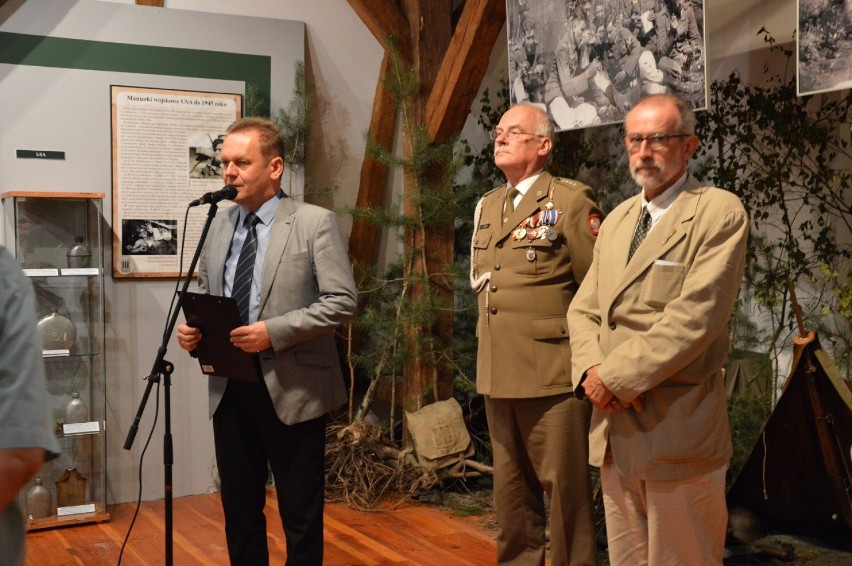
[552,177,591,193]
[552,177,583,188]
[482,184,506,199]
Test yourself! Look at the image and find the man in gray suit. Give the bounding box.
[177,117,357,565]
[568,94,748,565]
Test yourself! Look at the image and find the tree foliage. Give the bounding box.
[693,31,851,381]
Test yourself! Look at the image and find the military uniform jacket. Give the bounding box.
[567,177,748,481]
[472,172,600,398]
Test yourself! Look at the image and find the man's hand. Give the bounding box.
[230,321,271,354]
[583,365,643,413]
[0,447,45,511]
[583,365,619,412]
[176,323,201,352]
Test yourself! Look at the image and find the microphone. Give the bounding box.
[189,185,238,207]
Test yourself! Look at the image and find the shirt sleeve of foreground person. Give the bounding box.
[471,102,602,566]
[567,94,749,566]
[0,246,61,566]
[175,117,357,565]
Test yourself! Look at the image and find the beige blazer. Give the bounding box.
[567,176,748,481]
[199,196,357,425]
[472,173,601,398]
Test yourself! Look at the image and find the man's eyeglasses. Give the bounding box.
[624,133,691,153]
[489,128,544,141]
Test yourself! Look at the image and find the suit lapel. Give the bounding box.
[208,206,240,295]
[608,179,703,305]
[258,196,296,312]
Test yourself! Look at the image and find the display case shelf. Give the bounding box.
[2,191,110,530]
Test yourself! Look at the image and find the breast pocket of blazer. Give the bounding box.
[276,251,310,282]
[283,250,309,262]
[642,261,687,308]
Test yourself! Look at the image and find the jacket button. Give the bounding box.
[495,264,501,270]
[490,285,497,292]
[490,307,497,315]
[609,322,616,330]
[560,327,566,334]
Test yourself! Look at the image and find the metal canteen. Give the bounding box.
[66,236,92,268]
[37,310,77,351]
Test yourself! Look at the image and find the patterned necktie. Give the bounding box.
[232,212,260,324]
[628,207,651,262]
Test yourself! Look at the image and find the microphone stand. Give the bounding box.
[123,201,221,566]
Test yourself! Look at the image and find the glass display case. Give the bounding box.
[1,191,110,530]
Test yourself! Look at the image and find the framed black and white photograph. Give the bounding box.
[797,0,852,96]
[506,0,708,132]
[110,86,241,278]
[121,219,178,256]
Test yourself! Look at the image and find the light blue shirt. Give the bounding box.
[223,191,283,324]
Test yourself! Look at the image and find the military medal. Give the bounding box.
[511,199,562,242]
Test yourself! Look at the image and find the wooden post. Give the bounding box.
[399,0,454,414]
[345,0,507,421]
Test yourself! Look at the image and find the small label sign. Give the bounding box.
[17,150,65,160]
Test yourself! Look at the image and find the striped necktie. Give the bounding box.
[232,212,260,324]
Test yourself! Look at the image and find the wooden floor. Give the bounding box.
[24,490,497,565]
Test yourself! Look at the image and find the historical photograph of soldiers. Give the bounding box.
[507,0,707,131]
[797,0,852,95]
[188,133,226,179]
[121,219,178,256]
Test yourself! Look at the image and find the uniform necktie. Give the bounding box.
[628,207,651,262]
[233,212,260,324]
[504,187,520,222]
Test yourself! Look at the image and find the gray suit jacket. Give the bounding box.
[568,176,748,481]
[198,196,357,425]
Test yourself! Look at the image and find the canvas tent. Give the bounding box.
[727,331,852,532]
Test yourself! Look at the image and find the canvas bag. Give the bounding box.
[404,398,474,470]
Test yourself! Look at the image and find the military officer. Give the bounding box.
[470,102,601,566]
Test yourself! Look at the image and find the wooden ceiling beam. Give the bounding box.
[347,0,411,59]
[425,0,505,142]
[348,52,397,269]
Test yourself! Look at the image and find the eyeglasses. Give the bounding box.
[624,133,691,153]
[489,128,544,141]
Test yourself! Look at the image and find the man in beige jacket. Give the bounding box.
[472,102,602,565]
[567,94,748,565]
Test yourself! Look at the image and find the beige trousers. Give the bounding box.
[601,460,727,566]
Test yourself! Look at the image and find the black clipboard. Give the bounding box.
[180,292,259,382]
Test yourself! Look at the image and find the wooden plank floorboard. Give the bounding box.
[25,490,497,565]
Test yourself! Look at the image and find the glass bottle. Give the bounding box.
[66,236,91,268]
[65,392,88,423]
[26,477,52,520]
